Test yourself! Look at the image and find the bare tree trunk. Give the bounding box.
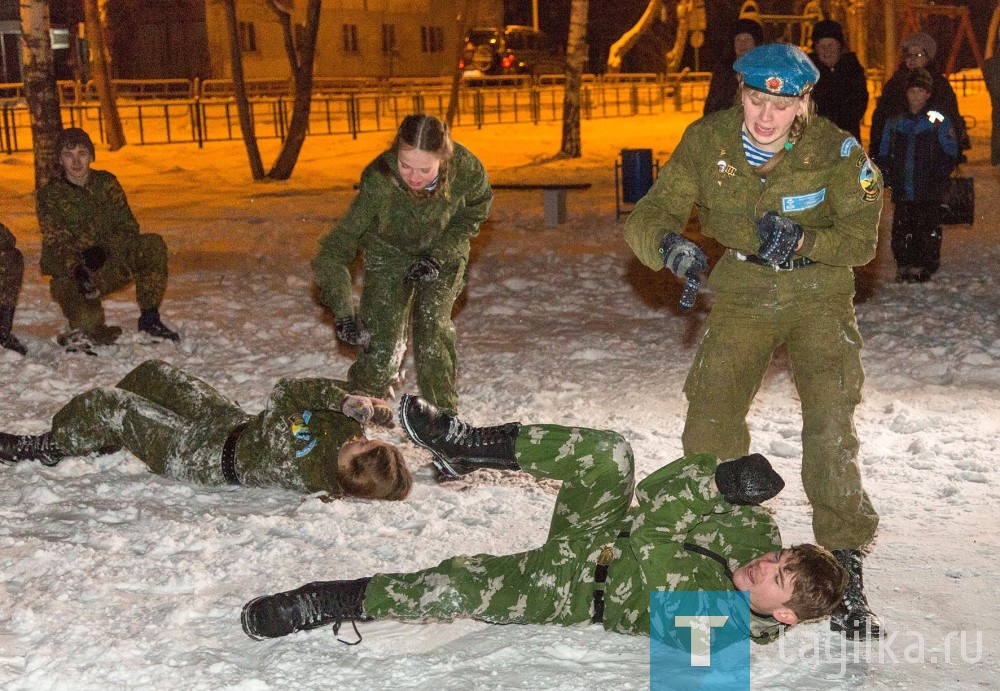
[559,0,589,158]
[222,0,265,179]
[84,0,125,150]
[665,0,692,74]
[266,0,321,180]
[446,0,477,129]
[19,0,63,189]
[883,0,897,77]
[606,0,663,73]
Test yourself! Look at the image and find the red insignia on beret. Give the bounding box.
[764,76,784,93]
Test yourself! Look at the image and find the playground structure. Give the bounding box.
[608,0,992,78]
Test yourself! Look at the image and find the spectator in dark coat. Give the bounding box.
[984,54,1000,170]
[869,32,968,160]
[703,18,764,116]
[809,20,869,141]
[876,68,958,283]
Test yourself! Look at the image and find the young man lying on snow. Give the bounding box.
[0,360,411,501]
[241,395,846,645]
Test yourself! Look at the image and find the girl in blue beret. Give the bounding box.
[625,42,885,643]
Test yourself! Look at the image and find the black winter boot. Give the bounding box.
[399,394,521,479]
[0,305,26,355]
[830,549,883,640]
[241,578,372,641]
[0,431,68,467]
[138,308,180,342]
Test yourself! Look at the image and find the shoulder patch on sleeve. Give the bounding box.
[857,153,881,203]
[840,137,861,157]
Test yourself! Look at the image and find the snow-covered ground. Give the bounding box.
[1,90,998,690]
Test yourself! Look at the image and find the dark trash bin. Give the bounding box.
[620,148,654,204]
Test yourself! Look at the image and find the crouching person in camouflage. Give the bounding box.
[36,128,179,351]
[0,222,27,355]
[241,395,846,644]
[0,360,411,501]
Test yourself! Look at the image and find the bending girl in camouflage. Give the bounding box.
[241,396,846,646]
[312,114,492,414]
[0,360,411,501]
[624,43,883,640]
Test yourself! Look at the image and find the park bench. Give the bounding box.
[490,182,592,227]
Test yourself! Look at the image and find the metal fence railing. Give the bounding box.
[0,74,715,153]
[0,71,986,154]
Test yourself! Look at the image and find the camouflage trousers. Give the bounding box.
[49,233,169,331]
[51,360,246,485]
[681,287,879,550]
[349,254,467,414]
[0,224,23,308]
[364,425,636,630]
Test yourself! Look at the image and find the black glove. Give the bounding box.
[659,233,708,311]
[756,212,803,265]
[715,453,785,505]
[334,315,371,351]
[80,245,108,271]
[405,256,441,283]
[73,264,100,300]
[341,395,395,429]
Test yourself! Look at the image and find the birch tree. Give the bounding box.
[606,0,663,73]
[84,0,126,150]
[446,0,477,129]
[224,0,323,180]
[265,0,321,180]
[19,0,63,189]
[222,0,265,179]
[559,0,589,158]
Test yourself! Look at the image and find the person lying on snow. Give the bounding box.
[0,360,411,501]
[241,395,847,646]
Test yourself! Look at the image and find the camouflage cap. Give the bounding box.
[56,127,96,159]
[734,43,820,97]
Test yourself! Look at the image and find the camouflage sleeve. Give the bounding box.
[312,167,381,318]
[630,454,729,543]
[426,147,492,263]
[262,378,351,418]
[797,141,882,267]
[104,175,140,238]
[36,184,85,273]
[623,128,701,270]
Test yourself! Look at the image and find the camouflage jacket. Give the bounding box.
[604,454,784,643]
[235,378,362,496]
[625,107,882,294]
[312,143,492,317]
[36,170,141,277]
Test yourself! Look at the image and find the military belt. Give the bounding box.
[591,530,630,625]
[732,249,815,271]
[221,421,249,485]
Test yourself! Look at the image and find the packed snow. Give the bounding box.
[1,90,998,689]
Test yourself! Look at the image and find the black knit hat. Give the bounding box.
[812,19,845,46]
[733,18,764,46]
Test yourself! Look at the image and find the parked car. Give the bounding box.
[460,26,564,76]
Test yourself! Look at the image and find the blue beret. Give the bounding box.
[733,43,820,97]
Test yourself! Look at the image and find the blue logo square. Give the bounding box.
[650,591,751,691]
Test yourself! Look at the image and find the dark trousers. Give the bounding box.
[891,201,942,274]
